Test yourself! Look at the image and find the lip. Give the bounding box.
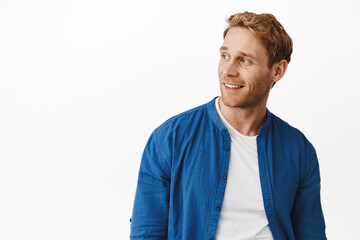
[223,82,244,91]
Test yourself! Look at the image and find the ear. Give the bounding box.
[272,59,288,84]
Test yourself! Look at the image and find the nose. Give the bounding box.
[223,60,238,77]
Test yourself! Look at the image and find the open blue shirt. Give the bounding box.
[130,98,326,240]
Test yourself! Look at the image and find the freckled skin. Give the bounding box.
[218,27,275,109]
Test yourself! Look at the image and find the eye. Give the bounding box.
[240,58,249,64]
[221,54,229,60]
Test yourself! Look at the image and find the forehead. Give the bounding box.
[222,27,267,58]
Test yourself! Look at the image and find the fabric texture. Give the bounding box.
[130,97,327,240]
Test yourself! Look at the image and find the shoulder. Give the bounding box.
[269,112,314,150]
[268,112,319,180]
[147,99,215,162]
[153,100,212,138]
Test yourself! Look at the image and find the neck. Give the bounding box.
[218,97,267,136]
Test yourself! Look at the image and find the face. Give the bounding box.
[218,27,276,109]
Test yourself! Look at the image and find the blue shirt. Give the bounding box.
[130,98,327,240]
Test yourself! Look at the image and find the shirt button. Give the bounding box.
[224,146,230,151]
[222,129,227,134]
[215,206,221,211]
[222,175,227,180]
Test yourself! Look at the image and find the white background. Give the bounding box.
[0,0,359,239]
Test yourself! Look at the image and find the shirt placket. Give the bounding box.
[206,128,231,240]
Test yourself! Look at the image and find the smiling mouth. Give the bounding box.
[224,83,244,89]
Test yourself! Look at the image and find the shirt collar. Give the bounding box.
[206,96,272,137]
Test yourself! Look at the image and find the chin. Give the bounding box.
[221,95,262,109]
[221,96,245,108]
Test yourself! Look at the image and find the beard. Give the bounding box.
[220,82,271,109]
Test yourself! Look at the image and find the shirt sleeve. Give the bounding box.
[290,140,327,240]
[130,130,171,239]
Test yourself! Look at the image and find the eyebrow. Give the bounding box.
[219,46,257,60]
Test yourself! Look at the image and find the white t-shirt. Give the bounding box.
[215,97,273,240]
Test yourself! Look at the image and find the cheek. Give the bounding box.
[217,64,222,77]
[248,71,270,90]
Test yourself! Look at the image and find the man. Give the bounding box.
[130,11,327,240]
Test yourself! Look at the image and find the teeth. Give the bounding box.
[225,83,242,89]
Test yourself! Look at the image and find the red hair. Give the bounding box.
[223,11,293,68]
